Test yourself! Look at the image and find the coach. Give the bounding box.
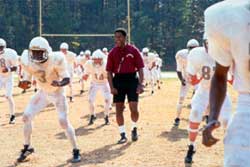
[106,28,144,144]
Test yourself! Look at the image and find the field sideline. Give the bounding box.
[0,75,237,167]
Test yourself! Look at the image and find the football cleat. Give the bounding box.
[173,118,180,127]
[9,115,15,124]
[69,96,73,103]
[185,145,196,164]
[71,149,81,163]
[21,89,26,94]
[80,90,84,95]
[17,145,35,162]
[88,115,96,125]
[104,116,110,125]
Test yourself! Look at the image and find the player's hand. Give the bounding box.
[2,67,9,73]
[202,120,220,147]
[181,79,186,86]
[136,84,144,94]
[18,80,32,90]
[111,87,118,95]
[51,80,61,87]
[82,75,89,81]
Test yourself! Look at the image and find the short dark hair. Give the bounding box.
[114,28,127,37]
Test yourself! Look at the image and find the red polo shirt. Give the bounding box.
[106,44,144,74]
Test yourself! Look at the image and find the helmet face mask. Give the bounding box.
[29,37,50,63]
[29,49,48,63]
[0,46,4,54]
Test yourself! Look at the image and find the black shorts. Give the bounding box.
[113,73,139,103]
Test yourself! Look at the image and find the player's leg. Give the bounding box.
[224,94,250,166]
[185,89,208,164]
[4,77,15,124]
[219,93,232,129]
[88,83,97,125]
[101,82,112,125]
[174,84,189,127]
[17,90,49,162]
[52,92,81,163]
[69,71,74,102]
[127,77,140,142]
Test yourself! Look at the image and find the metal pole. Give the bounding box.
[39,0,42,36]
[127,0,131,43]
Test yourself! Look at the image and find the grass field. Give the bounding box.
[0,76,237,167]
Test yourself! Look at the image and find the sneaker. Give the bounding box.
[131,127,138,142]
[185,145,196,164]
[80,90,84,95]
[104,116,110,125]
[9,115,15,124]
[117,133,127,144]
[71,149,81,163]
[17,145,35,162]
[69,96,73,103]
[88,115,96,125]
[173,118,180,127]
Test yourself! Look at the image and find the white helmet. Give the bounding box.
[142,47,149,53]
[102,47,108,52]
[60,42,69,50]
[80,51,84,56]
[0,38,6,47]
[85,50,91,55]
[29,36,50,63]
[187,39,199,49]
[92,49,105,59]
[0,38,6,54]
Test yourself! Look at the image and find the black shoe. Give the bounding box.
[204,115,209,124]
[88,115,96,125]
[151,91,154,95]
[71,149,81,163]
[34,88,37,92]
[69,96,73,102]
[117,133,127,144]
[22,89,26,94]
[9,115,15,124]
[174,118,180,127]
[17,145,35,162]
[185,145,196,164]
[80,90,84,95]
[131,127,138,142]
[104,116,110,125]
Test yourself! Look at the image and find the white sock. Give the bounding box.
[119,125,126,134]
[131,121,137,130]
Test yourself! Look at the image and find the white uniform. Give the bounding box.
[0,48,18,116]
[175,49,190,98]
[20,50,77,148]
[0,48,18,96]
[84,59,111,116]
[187,47,232,126]
[142,53,151,84]
[205,1,250,166]
[155,57,162,81]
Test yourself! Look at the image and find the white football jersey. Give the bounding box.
[187,47,215,90]
[0,48,18,77]
[84,59,108,84]
[156,57,163,67]
[21,50,69,93]
[60,51,76,71]
[175,49,189,79]
[205,0,250,92]
[77,55,89,66]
